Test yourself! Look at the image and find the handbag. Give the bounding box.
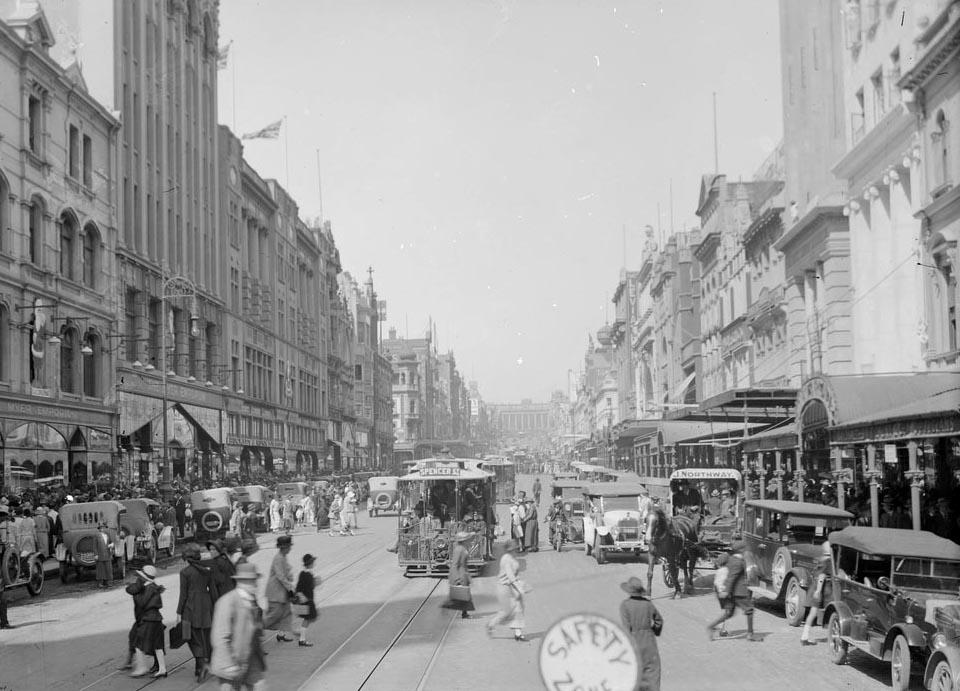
[449,584,472,603]
[169,622,187,649]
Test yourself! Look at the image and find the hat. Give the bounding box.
[453,531,473,542]
[710,489,720,497]
[277,535,292,547]
[136,564,158,582]
[503,539,520,552]
[620,577,647,597]
[206,538,225,553]
[232,563,260,581]
[730,540,747,553]
[65,495,75,502]
[182,543,203,561]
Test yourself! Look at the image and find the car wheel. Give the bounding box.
[771,548,791,593]
[828,613,848,665]
[783,576,804,627]
[1,547,18,585]
[890,634,911,691]
[26,558,44,596]
[594,538,605,565]
[59,561,69,584]
[928,660,953,691]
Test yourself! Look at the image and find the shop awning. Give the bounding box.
[741,421,798,453]
[327,439,344,449]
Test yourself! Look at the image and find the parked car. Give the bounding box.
[119,498,175,564]
[190,488,236,540]
[582,483,648,565]
[233,485,272,532]
[742,499,853,625]
[549,480,587,547]
[824,527,960,691]
[0,514,44,596]
[368,476,400,516]
[56,501,126,583]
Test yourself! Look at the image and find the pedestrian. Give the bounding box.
[17,507,37,555]
[229,502,244,536]
[177,543,215,683]
[174,493,187,538]
[486,540,528,641]
[706,540,761,642]
[294,554,318,646]
[263,534,296,642]
[269,496,281,533]
[619,576,663,691]
[522,499,539,552]
[33,506,51,557]
[129,565,168,678]
[304,493,316,527]
[712,554,730,637]
[203,539,236,603]
[532,478,542,505]
[340,490,357,536]
[95,522,114,587]
[327,493,342,536]
[442,531,475,619]
[0,507,13,630]
[210,562,267,690]
[800,541,833,646]
[509,498,526,552]
[281,496,295,533]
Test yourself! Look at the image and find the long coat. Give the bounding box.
[178,561,215,633]
[263,551,295,632]
[210,589,266,685]
[620,597,662,691]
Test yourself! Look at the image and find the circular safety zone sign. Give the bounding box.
[539,612,638,691]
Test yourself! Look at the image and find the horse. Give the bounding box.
[644,505,701,598]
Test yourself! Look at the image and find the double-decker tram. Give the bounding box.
[480,455,516,503]
[396,458,496,576]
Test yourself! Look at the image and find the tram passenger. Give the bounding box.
[719,490,736,518]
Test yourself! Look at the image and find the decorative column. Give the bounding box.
[741,454,751,501]
[865,444,881,527]
[832,447,846,511]
[774,450,784,500]
[794,465,806,503]
[757,454,769,500]
[906,440,923,530]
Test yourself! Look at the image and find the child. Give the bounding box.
[129,565,167,678]
[294,554,319,647]
[713,553,730,637]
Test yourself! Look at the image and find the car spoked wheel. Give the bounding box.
[890,635,911,691]
[27,558,44,596]
[783,577,804,627]
[828,613,848,665]
[928,660,953,691]
[771,550,788,592]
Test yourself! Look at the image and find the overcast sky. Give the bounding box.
[218,0,782,404]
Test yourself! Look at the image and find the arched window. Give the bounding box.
[203,13,216,55]
[59,211,78,280]
[934,110,950,189]
[82,223,100,288]
[28,196,45,264]
[0,303,8,381]
[83,331,100,397]
[60,327,78,393]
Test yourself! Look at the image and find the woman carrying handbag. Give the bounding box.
[442,532,475,619]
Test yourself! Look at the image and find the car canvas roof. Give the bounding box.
[551,481,587,489]
[745,500,853,519]
[830,527,960,560]
[583,483,648,497]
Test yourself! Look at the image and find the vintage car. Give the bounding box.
[119,498,175,564]
[56,501,126,583]
[552,471,579,483]
[233,485,272,532]
[824,527,960,691]
[742,499,852,625]
[548,480,588,547]
[368,476,400,516]
[190,488,236,540]
[582,483,648,565]
[0,511,44,596]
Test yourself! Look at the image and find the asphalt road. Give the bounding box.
[0,475,895,691]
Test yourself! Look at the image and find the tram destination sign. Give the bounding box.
[420,464,461,477]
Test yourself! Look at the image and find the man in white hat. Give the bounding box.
[210,563,267,688]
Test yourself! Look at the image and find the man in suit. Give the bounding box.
[706,540,761,642]
[174,493,188,538]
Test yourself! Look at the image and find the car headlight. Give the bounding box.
[610,526,619,539]
[930,633,947,650]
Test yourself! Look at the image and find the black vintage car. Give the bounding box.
[824,527,960,691]
[742,500,852,625]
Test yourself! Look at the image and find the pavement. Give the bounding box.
[0,476,894,691]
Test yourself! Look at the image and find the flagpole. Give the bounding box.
[232,41,237,132]
[284,115,290,190]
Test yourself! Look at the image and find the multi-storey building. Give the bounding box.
[610,269,639,424]
[467,380,490,445]
[0,6,120,490]
[632,229,659,420]
[321,223,355,471]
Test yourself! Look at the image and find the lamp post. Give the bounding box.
[159,273,199,483]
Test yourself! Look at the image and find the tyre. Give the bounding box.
[662,564,676,590]
[594,538,605,565]
[889,634,911,691]
[928,660,953,691]
[828,613,848,665]
[26,557,44,596]
[771,548,792,593]
[59,561,69,583]
[783,576,805,627]
[553,531,562,552]
[1,547,18,585]
[585,537,592,556]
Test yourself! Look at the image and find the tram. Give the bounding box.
[396,457,496,576]
[480,455,516,503]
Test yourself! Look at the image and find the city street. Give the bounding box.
[0,475,893,691]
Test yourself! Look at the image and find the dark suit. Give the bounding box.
[177,561,214,672]
[174,497,187,537]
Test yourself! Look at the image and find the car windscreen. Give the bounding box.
[893,557,960,592]
[602,496,640,511]
[783,515,849,545]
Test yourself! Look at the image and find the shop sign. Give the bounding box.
[0,399,96,424]
[539,613,638,691]
[883,444,898,464]
[226,435,280,448]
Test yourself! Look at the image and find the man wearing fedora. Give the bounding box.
[706,540,762,642]
[619,576,662,691]
[263,534,296,643]
[211,562,267,690]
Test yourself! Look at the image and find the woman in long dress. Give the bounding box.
[619,577,662,691]
[17,508,38,555]
[269,497,281,533]
[442,532,475,618]
[176,543,215,683]
[486,540,526,641]
[263,535,296,642]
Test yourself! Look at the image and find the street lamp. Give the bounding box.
[160,273,199,483]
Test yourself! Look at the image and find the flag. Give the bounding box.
[217,41,231,70]
[241,119,282,140]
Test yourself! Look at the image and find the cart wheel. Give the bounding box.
[662,563,676,590]
[26,557,44,596]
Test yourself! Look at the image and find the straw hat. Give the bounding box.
[232,563,260,581]
[136,564,158,582]
[620,576,646,597]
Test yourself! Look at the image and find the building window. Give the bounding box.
[205,324,217,380]
[853,88,866,143]
[230,267,240,311]
[82,135,93,188]
[148,298,161,369]
[68,125,80,178]
[28,196,44,264]
[82,224,99,288]
[60,327,78,393]
[355,364,362,380]
[28,94,42,154]
[125,288,139,362]
[933,110,951,191]
[59,212,77,280]
[83,332,100,397]
[0,303,7,380]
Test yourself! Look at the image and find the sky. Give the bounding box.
[217,0,783,404]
